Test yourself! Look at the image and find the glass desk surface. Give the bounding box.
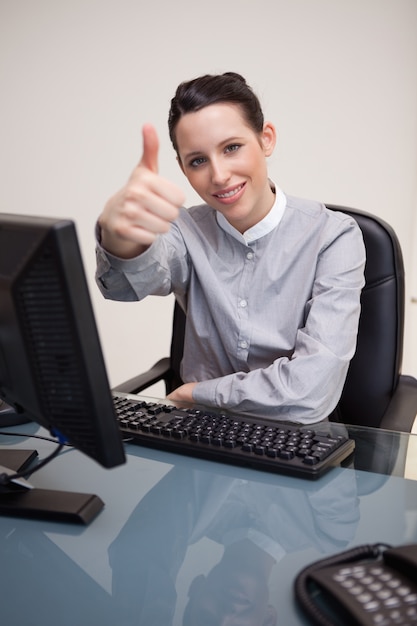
[0,397,416,626]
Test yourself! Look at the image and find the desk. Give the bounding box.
[0,396,417,626]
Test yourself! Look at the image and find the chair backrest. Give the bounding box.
[168,206,406,428]
[327,205,405,427]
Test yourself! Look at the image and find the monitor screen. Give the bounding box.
[0,213,125,470]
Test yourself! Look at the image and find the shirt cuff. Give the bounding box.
[192,378,221,407]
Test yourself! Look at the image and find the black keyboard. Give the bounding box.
[113,393,355,480]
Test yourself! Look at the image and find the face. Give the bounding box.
[175,103,276,234]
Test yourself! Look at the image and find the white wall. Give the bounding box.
[1,0,416,390]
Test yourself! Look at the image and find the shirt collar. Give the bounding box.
[216,183,287,244]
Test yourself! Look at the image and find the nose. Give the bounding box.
[210,157,230,186]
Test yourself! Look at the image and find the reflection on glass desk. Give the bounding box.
[1,396,417,626]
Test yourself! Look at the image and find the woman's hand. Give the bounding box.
[99,124,185,258]
[167,382,198,404]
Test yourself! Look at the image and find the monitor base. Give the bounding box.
[0,449,104,524]
[0,487,104,525]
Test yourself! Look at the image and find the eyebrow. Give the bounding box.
[182,136,244,161]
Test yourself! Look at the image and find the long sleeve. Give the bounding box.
[95,217,190,303]
[96,196,365,424]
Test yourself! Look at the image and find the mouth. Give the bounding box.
[213,182,246,202]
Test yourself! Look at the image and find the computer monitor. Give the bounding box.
[0,213,126,522]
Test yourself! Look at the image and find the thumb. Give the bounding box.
[139,123,159,173]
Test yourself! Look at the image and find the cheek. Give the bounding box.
[250,155,268,181]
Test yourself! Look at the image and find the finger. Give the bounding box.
[139,123,159,173]
[121,199,175,235]
[126,168,185,211]
[105,208,171,248]
[142,176,185,210]
[116,223,159,247]
[137,192,180,223]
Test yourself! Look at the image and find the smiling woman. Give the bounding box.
[174,103,276,233]
[95,72,366,425]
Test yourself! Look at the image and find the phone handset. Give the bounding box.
[294,543,417,625]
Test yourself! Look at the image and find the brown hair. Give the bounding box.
[168,72,264,153]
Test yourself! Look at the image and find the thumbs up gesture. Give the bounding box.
[99,124,185,258]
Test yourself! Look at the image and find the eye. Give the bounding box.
[189,156,207,168]
[225,143,241,154]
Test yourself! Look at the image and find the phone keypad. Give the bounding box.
[311,561,417,625]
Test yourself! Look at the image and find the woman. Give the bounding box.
[96,72,366,423]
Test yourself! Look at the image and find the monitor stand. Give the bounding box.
[0,448,104,525]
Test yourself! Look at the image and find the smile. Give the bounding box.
[214,183,245,199]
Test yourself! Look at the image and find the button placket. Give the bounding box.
[235,244,255,364]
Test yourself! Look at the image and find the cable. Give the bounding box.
[0,430,72,445]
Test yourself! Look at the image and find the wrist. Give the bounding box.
[99,224,149,259]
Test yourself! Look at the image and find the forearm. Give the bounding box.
[95,216,191,303]
[191,276,363,423]
[191,344,351,424]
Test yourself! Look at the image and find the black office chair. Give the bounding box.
[114,205,417,433]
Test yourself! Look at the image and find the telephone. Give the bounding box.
[294,543,417,625]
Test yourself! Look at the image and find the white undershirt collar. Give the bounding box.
[216,183,286,245]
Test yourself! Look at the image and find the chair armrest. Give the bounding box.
[380,375,417,432]
[112,357,171,394]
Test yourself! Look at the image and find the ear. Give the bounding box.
[261,121,276,157]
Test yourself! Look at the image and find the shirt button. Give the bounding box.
[239,299,248,308]
[246,251,254,260]
[239,340,248,349]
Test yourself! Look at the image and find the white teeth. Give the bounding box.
[216,185,243,198]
